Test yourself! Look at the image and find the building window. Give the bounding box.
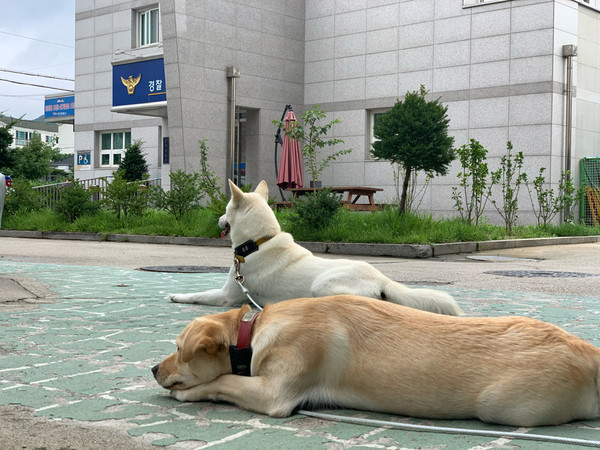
[100,131,131,167]
[367,109,389,158]
[137,6,160,47]
[15,130,33,146]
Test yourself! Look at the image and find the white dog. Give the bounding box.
[154,295,600,426]
[169,180,461,315]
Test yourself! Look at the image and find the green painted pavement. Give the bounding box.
[1,260,599,448]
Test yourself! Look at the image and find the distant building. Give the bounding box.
[0,114,74,155]
[74,0,600,224]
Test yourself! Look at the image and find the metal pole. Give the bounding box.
[562,45,577,222]
[227,67,240,190]
[0,173,5,229]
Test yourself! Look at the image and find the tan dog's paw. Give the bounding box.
[170,389,191,402]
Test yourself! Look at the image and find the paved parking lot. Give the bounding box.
[1,237,600,449]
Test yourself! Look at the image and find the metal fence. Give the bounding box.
[33,177,161,209]
[581,158,600,227]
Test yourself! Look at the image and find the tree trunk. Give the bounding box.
[399,165,412,215]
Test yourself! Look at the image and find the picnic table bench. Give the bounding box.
[285,186,383,211]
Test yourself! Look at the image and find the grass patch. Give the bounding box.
[3,206,599,244]
[3,208,222,238]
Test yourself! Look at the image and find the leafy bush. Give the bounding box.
[102,172,148,219]
[53,180,100,222]
[197,138,229,218]
[288,188,342,230]
[3,178,42,216]
[150,169,204,220]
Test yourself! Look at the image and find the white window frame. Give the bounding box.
[137,6,160,47]
[100,131,131,168]
[367,109,389,159]
[15,130,34,146]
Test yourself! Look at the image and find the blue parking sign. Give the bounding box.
[77,150,91,170]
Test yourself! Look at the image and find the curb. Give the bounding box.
[1,229,599,259]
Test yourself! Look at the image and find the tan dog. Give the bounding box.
[153,295,600,427]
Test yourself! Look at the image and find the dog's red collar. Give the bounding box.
[236,311,260,348]
[229,311,260,376]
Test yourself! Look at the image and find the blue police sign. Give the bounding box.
[45,95,75,118]
[112,58,166,107]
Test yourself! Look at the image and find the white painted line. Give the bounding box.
[194,429,255,449]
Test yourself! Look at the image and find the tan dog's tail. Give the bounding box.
[382,281,463,316]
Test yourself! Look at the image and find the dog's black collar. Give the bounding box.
[229,311,260,376]
[234,236,273,263]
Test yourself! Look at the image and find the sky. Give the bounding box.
[0,0,75,120]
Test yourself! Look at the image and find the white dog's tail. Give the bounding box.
[382,281,463,316]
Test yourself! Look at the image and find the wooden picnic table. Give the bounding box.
[286,186,383,211]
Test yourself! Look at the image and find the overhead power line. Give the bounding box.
[0,78,74,92]
[0,69,74,82]
[0,30,74,48]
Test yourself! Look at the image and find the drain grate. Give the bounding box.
[485,270,597,278]
[139,266,229,273]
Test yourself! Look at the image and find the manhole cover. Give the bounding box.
[484,270,597,278]
[467,255,541,262]
[139,266,230,273]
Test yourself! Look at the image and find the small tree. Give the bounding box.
[451,139,490,226]
[118,139,148,182]
[391,162,434,213]
[486,141,527,234]
[371,85,455,215]
[273,105,352,186]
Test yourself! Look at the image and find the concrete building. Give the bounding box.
[74,0,600,224]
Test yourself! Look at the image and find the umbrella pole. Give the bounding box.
[274,104,293,201]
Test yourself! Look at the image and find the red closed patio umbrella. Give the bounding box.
[277,109,303,190]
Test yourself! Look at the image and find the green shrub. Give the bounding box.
[53,180,100,222]
[288,188,342,230]
[118,140,148,182]
[150,169,204,220]
[3,178,42,216]
[102,172,148,219]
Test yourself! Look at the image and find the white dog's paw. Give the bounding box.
[168,293,192,303]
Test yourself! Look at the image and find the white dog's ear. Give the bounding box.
[228,179,244,203]
[254,180,269,200]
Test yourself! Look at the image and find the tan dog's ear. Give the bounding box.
[228,179,244,203]
[254,180,269,200]
[180,321,226,363]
